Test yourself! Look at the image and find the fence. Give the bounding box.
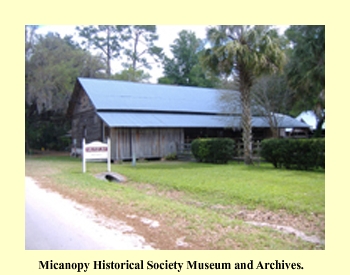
[234,139,262,160]
[177,143,192,154]
[176,143,194,161]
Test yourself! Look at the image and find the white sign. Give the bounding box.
[82,138,111,173]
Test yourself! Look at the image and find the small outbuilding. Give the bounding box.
[67,78,309,161]
[286,110,325,138]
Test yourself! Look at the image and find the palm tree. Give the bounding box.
[203,25,286,165]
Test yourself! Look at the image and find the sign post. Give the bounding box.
[82,138,111,173]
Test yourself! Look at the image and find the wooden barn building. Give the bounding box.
[67,78,309,161]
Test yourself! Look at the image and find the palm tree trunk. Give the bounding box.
[241,87,253,165]
[238,63,254,165]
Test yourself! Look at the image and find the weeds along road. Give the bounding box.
[25,177,154,250]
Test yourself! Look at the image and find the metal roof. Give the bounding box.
[296,110,325,130]
[97,112,309,129]
[77,78,309,129]
[78,77,237,114]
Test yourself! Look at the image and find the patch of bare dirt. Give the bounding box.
[126,181,325,244]
[246,221,323,244]
[231,207,325,242]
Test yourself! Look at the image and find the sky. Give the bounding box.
[36,25,289,83]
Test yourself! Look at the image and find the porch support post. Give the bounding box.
[107,137,111,172]
[82,138,86,173]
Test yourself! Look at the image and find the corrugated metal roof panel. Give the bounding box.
[98,112,234,128]
[252,115,311,128]
[97,112,310,129]
[78,77,239,114]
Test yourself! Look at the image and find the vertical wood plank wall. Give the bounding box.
[110,128,184,160]
[71,87,103,145]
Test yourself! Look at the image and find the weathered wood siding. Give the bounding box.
[71,86,103,145]
[110,128,184,160]
[111,128,131,160]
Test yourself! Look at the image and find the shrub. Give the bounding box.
[260,138,284,168]
[260,138,325,170]
[165,153,177,161]
[191,138,235,164]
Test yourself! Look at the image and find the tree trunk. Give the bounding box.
[132,31,139,72]
[106,27,111,77]
[240,87,253,165]
[313,115,325,138]
[106,57,111,77]
[270,114,280,138]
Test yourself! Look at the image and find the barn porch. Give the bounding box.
[104,125,277,162]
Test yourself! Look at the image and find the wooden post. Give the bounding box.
[131,129,136,167]
[107,137,111,172]
[82,138,86,173]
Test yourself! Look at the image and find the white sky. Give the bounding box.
[36,25,288,83]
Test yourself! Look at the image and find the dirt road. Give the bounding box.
[25,177,154,250]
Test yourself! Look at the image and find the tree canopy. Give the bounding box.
[158,30,219,88]
[76,25,128,77]
[285,25,325,136]
[122,25,163,71]
[25,29,106,151]
[112,67,151,82]
[26,32,105,114]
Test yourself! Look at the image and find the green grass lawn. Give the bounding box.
[115,161,325,215]
[25,155,325,249]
